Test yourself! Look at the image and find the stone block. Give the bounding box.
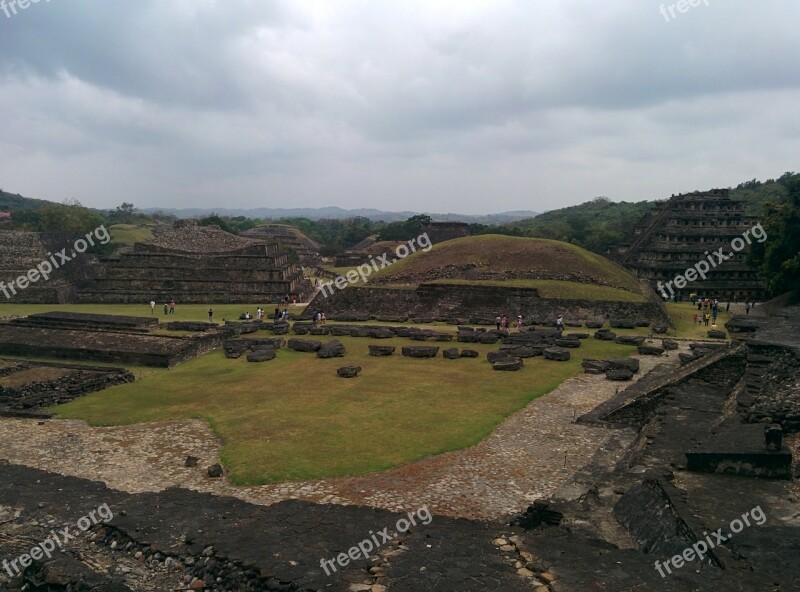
[402,346,439,358]
[637,344,665,356]
[604,357,639,373]
[605,368,634,381]
[247,350,276,362]
[337,365,362,378]
[492,358,523,371]
[544,347,571,361]
[594,329,617,341]
[368,345,396,356]
[287,339,322,352]
[317,340,346,358]
[615,335,646,346]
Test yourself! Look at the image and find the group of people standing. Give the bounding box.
[150,299,176,315]
[494,314,565,331]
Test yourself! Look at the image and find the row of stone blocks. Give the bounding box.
[312,313,668,330]
[224,337,347,362]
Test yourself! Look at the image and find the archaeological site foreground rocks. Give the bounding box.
[1,300,799,590]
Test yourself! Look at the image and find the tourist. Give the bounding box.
[693,313,698,325]
[704,312,710,326]
[283,308,289,321]
[292,295,297,305]
[712,309,718,324]
[312,310,319,324]
[150,300,156,315]
[274,307,280,321]
[501,315,508,330]
[208,308,213,322]
[517,315,523,331]
[495,315,501,330]
[697,299,702,311]
[169,300,176,315]
[245,312,251,320]
[163,303,169,315]
[745,302,751,315]
[320,312,326,325]
[556,315,564,332]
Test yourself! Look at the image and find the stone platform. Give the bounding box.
[10,311,159,332]
[0,309,229,368]
[0,358,134,417]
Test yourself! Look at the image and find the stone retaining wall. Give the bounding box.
[304,283,670,325]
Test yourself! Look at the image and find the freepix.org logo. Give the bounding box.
[2,503,113,578]
[0,225,111,300]
[1,0,52,19]
[319,232,432,298]
[656,222,766,300]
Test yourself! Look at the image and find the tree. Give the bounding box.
[749,175,800,296]
[115,202,137,224]
[198,214,234,233]
[378,214,431,241]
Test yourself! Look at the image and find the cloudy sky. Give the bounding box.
[1,0,798,215]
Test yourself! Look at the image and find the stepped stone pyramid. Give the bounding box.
[240,224,321,264]
[0,231,77,303]
[610,189,767,301]
[78,221,311,304]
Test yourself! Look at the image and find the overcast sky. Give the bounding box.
[1,0,798,215]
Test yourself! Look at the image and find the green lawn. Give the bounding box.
[0,301,710,485]
[665,302,732,340]
[108,224,155,245]
[51,333,637,485]
[0,303,296,323]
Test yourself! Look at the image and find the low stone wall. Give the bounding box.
[0,361,135,416]
[0,325,224,368]
[304,283,670,325]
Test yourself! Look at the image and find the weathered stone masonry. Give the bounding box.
[304,283,670,325]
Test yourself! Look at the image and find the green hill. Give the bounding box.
[370,235,646,301]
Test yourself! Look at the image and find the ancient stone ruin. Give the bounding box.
[610,189,767,301]
[419,221,471,244]
[78,222,311,304]
[304,283,670,326]
[240,223,321,265]
[0,311,228,367]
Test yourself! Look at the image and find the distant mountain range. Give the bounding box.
[140,206,539,224]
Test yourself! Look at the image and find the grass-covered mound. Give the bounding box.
[370,235,645,300]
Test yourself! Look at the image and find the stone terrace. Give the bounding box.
[0,312,226,367]
[0,231,72,303]
[78,222,311,304]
